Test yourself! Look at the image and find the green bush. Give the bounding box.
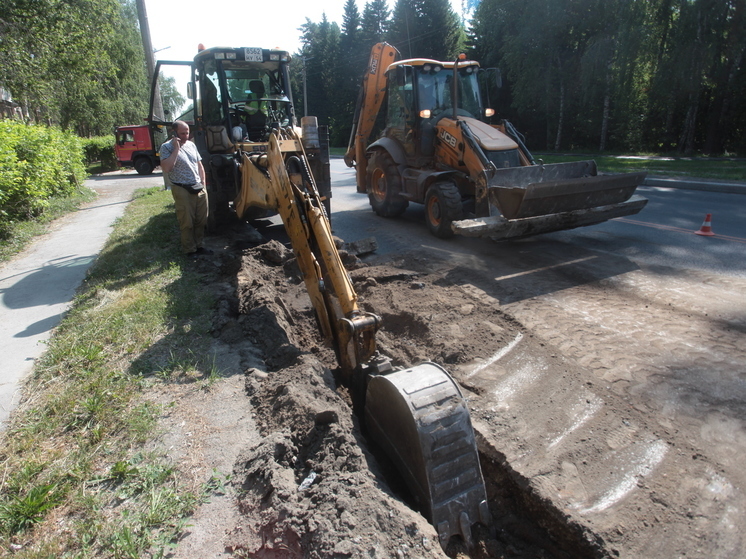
[82,135,117,170]
[0,121,87,229]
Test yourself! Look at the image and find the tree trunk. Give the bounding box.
[545,60,552,149]
[599,62,612,152]
[678,96,698,155]
[704,43,744,155]
[554,55,564,151]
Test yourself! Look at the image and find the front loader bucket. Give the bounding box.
[452,195,648,238]
[488,161,646,220]
[365,363,491,550]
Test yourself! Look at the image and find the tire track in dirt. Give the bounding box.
[484,260,746,558]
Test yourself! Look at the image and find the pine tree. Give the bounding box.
[360,0,391,46]
[388,0,464,60]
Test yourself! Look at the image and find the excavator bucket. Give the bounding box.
[365,362,491,550]
[454,161,648,239]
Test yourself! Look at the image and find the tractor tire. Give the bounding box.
[367,150,409,217]
[207,189,233,232]
[424,181,463,239]
[134,157,154,175]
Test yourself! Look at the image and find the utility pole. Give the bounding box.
[302,56,313,117]
[135,0,156,81]
[135,0,165,120]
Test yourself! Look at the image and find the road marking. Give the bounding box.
[578,439,668,514]
[493,256,597,281]
[491,355,547,405]
[616,218,746,243]
[547,395,603,450]
[465,332,523,379]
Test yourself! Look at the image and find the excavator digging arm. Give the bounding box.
[238,129,490,550]
[239,130,380,379]
[344,42,399,193]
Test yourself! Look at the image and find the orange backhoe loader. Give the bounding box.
[345,43,648,239]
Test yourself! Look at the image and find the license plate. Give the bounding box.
[244,48,263,62]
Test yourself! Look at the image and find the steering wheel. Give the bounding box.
[229,106,248,123]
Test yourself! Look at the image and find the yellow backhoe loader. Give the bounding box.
[345,43,648,239]
[239,126,490,552]
[150,45,490,550]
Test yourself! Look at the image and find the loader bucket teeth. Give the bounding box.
[364,362,490,550]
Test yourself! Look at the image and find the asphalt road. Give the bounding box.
[329,161,746,278]
[326,162,746,557]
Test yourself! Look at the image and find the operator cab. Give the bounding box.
[194,47,295,144]
[384,58,487,159]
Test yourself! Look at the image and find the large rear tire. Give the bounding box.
[424,181,463,239]
[134,157,154,175]
[367,150,409,217]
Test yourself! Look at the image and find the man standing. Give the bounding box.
[160,120,211,257]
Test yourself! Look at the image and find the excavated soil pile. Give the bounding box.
[212,239,560,559]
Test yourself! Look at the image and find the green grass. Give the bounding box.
[0,187,221,558]
[530,153,746,182]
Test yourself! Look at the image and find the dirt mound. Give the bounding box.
[199,240,549,558]
[349,263,519,371]
[225,243,446,558]
[230,355,442,558]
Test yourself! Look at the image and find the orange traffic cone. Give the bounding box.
[695,213,715,236]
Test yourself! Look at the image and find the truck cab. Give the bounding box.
[114,124,158,175]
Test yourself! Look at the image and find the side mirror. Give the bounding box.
[187,82,194,100]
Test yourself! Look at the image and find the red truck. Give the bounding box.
[114,124,159,175]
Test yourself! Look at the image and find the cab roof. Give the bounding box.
[193,46,291,63]
[386,58,480,73]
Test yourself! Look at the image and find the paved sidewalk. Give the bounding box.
[0,172,163,428]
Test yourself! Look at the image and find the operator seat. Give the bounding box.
[246,80,268,141]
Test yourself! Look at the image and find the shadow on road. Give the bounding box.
[436,238,642,305]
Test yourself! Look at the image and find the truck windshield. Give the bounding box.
[417,66,482,118]
[222,65,292,128]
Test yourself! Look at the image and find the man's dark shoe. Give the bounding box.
[196,247,214,255]
[186,251,199,258]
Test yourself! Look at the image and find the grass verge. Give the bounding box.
[0,187,221,558]
[533,153,746,181]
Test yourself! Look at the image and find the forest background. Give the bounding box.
[0,0,744,156]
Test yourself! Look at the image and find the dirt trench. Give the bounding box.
[166,233,603,559]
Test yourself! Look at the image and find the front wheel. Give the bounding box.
[424,181,463,239]
[367,150,409,217]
